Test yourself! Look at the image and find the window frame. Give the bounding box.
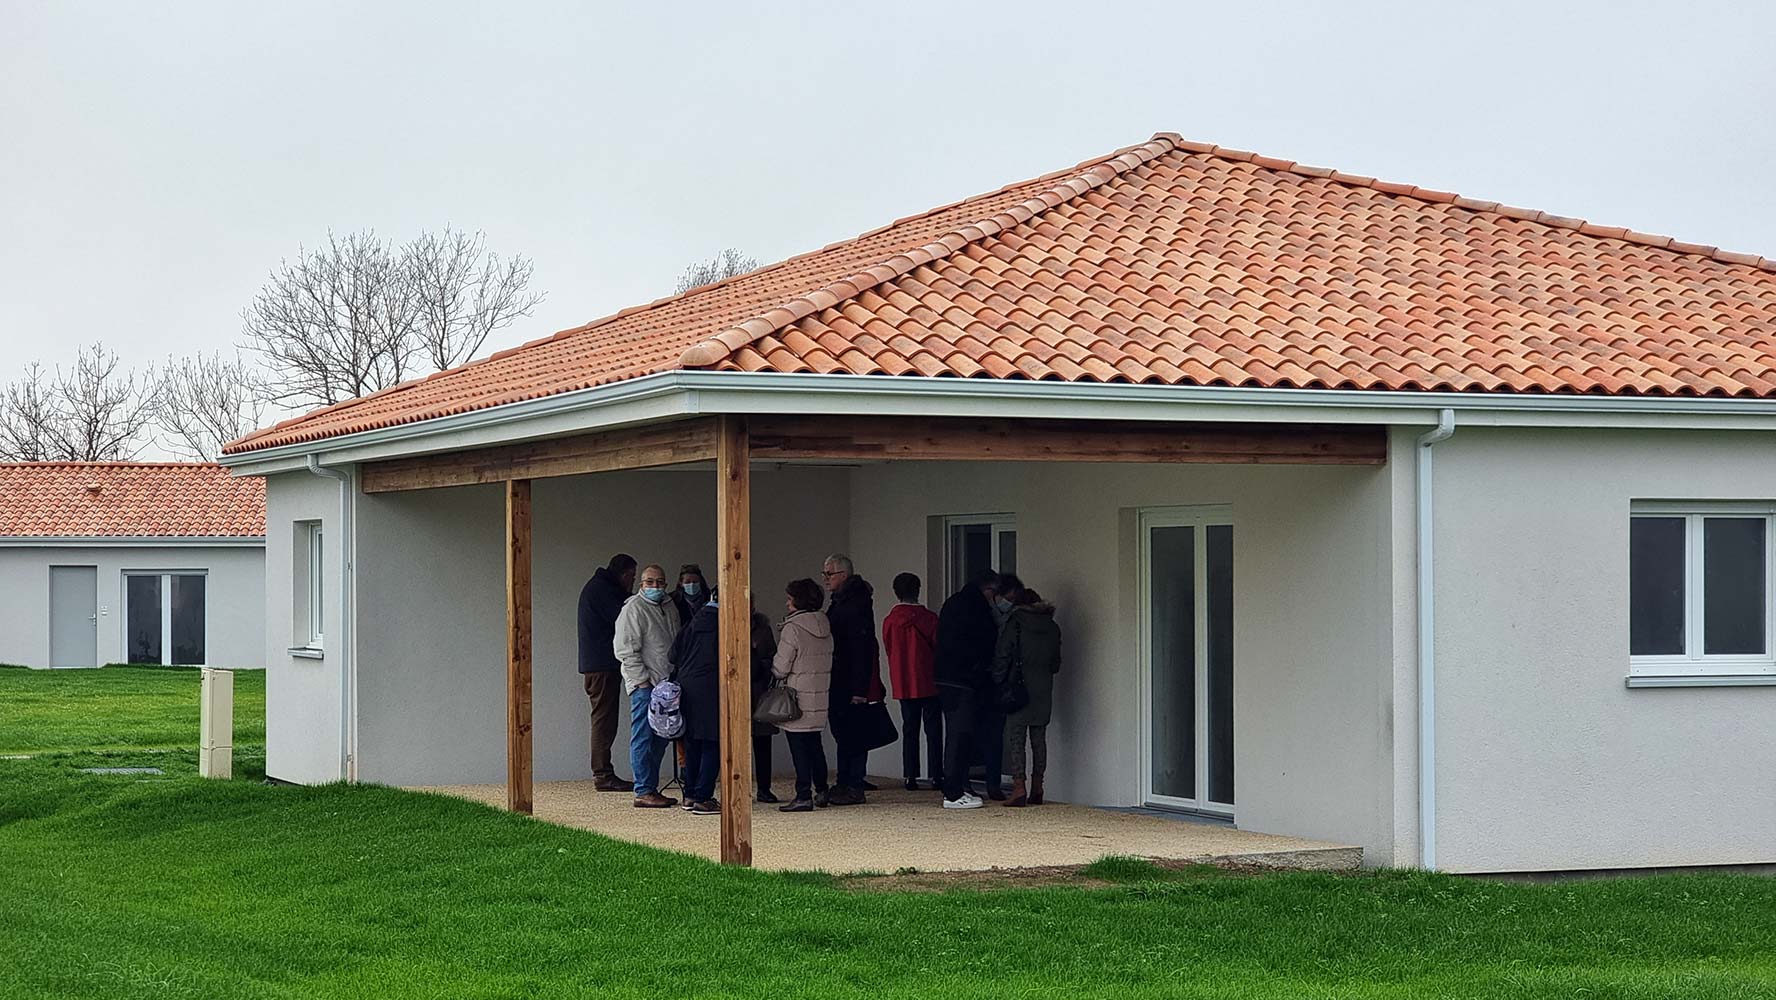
[291,520,325,655]
[942,513,1017,595]
[120,569,209,667]
[1629,500,1776,681]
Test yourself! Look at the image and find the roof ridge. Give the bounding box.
[676,135,1180,368]
[1158,133,1776,272]
[223,139,1160,453]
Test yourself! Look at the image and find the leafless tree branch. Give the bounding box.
[154,350,269,461]
[0,345,156,461]
[674,248,759,294]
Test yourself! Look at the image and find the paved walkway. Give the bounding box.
[416,779,1361,873]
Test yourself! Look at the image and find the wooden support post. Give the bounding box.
[505,478,534,815]
[715,415,753,866]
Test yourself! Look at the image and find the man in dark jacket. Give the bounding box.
[823,553,881,804]
[934,569,1000,808]
[579,553,637,791]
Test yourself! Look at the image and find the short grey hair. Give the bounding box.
[823,553,854,574]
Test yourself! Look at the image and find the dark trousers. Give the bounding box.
[835,747,868,789]
[582,671,622,781]
[973,705,1006,794]
[899,697,943,782]
[681,737,719,802]
[939,686,977,801]
[753,731,774,793]
[785,730,829,802]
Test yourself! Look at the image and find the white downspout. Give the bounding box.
[1416,409,1455,870]
[305,454,356,782]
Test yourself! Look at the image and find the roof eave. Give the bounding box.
[219,370,1776,475]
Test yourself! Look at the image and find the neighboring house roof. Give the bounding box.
[0,463,266,539]
[225,132,1776,455]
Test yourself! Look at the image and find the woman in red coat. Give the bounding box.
[882,572,942,791]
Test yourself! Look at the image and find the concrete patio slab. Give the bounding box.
[415,778,1361,874]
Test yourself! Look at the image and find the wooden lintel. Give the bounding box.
[361,418,718,493]
[505,479,533,815]
[747,416,1387,465]
[715,415,753,867]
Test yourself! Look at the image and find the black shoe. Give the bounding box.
[828,786,866,806]
[860,780,880,791]
[756,788,780,803]
[986,787,1006,802]
[904,779,920,792]
[778,799,813,813]
[814,790,830,808]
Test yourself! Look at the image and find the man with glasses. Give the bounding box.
[615,563,682,808]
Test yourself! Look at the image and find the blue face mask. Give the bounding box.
[683,582,701,597]
[995,597,1014,613]
[642,587,666,604]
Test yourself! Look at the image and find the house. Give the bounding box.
[0,462,266,668]
[220,133,1776,875]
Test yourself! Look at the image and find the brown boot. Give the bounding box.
[1004,777,1028,807]
[633,792,678,809]
[1028,774,1044,806]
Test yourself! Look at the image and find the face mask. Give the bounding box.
[995,597,1014,613]
[683,582,701,597]
[642,587,666,604]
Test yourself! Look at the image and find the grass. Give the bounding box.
[2,669,1775,998]
[0,665,264,754]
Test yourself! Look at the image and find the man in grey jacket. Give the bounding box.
[615,563,682,808]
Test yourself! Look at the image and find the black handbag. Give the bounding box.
[843,701,900,752]
[752,680,801,725]
[995,619,1031,715]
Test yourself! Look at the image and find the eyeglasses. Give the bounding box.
[821,570,845,578]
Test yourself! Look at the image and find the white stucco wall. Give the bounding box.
[847,457,1409,864]
[1431,426,1776,873]
[263,471,349,785]
[0,544,263,668]
[347,466,850,787]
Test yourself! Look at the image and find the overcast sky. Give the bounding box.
[3,1,1773,397]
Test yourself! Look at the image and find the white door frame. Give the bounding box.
[942,513,1017,592]
[1137,504,1234,817]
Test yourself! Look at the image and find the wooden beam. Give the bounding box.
[362,418,718,493]
[748,416,1387,465]
[715,415,753,866]
[505,478,533,815]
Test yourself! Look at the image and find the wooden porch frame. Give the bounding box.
[442,413,1386,863]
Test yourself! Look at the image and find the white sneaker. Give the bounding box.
[943,793,985,810]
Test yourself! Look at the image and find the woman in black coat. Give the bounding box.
[668,594,722,813]
[751,603,780,802]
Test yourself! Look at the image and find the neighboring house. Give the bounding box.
[222,133,1775,875]
[0,463,266,668]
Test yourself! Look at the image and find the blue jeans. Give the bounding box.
[682,737,720,802]
[629,687,666,796]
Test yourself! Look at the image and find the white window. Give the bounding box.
[123,571,207,665]
[944,514,1017,594]
[1629,501,1774,683]
[293,520,324,651]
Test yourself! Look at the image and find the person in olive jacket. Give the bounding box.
[577,553,636,791]
[823,553,883,805]
[991,587,1062,807]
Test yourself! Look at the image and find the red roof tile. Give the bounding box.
[226,134,1776,454]
[0,463,265,538]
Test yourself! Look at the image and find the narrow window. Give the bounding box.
[294,520,324,649]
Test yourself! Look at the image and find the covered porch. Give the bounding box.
[344,410,1414,868]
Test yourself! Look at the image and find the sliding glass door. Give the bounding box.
[1139,507,1234,813]
[124,572,207,665]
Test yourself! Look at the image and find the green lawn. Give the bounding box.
[0,665,265,754]
[2,669,1773,998]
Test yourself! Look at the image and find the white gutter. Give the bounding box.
[221,370,1776,474]
[305,454,356,783]
[1415,408,1456,870]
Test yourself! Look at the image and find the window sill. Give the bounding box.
[287,646,325,661]
[1625,673,1776,689]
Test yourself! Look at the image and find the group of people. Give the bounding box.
[575,552,1061,815]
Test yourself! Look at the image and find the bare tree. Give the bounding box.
[0,363,58,461]
[674,248,759,294]
[154,350,269,461]
[407,228,544,372]
[241,227,543,410]
[0,345,156,461]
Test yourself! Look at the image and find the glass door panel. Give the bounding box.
[1205,523,1235,807]
[1141,508,1234,813]
[1147,525,1196,800]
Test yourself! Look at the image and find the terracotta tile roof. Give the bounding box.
[226,133,1776,454]
[0,463,266,538]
